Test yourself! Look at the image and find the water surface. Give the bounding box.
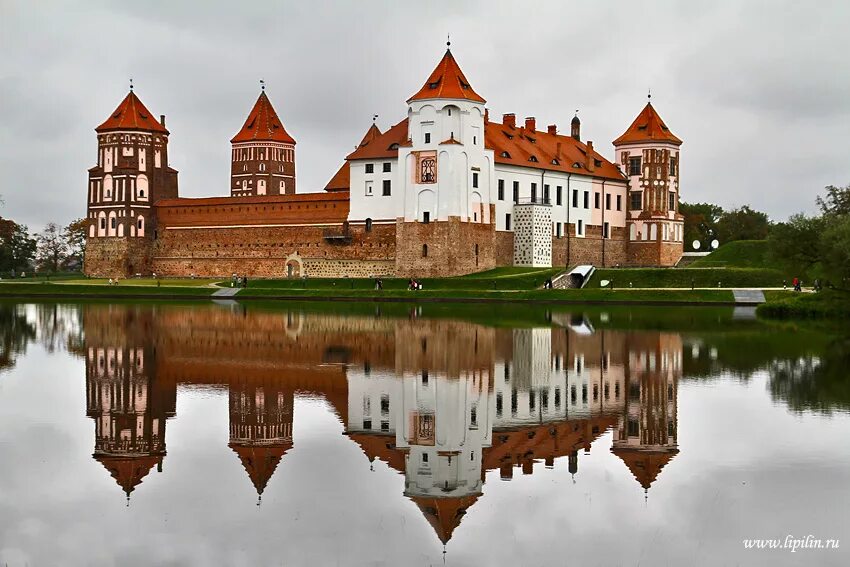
[0,301,848,566]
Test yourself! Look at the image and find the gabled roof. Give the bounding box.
[408,49,485,104]
[614,102,682,146]
[96,91,168,134]
[325,123,386,191]
[611,447,679,489]
[487,120,626,181]
[346,118,409,160]
[230,443,292,496]
[231,91,296,144]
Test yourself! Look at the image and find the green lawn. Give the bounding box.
[245,268,562,291]
[57,277,223,287]
[587,267,785,288]
[758,290,850,320]
[0,282,216,296]
[690,240,770,268]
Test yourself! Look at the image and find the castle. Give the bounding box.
[84,46,684,278]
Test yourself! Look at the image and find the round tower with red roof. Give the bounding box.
[230,89,296,196]
[84,89,178,277]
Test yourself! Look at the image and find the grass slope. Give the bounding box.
[587,267,784,288]
[690,240,769,268]
[758,291,850,320]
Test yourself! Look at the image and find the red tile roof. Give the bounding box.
[324,162,350,192]
[487,120,626,181]
[346,118,409,160]
[409,495,481,544]
[96,91,168,134]
[94,454,162,497]
[231,91,296,144]
[614,102,682,146]
[341,116,624,181]
[408,49,485,104]
[611,447,679,489]
[325,123,386,191]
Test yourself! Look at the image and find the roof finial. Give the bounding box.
[129,78,133,92]
[260,78,265,92]
[373,114,378,123]
[447,33,451,50]
[575,109,579,117]
[648,88,651,102]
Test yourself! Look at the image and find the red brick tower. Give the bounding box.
[84,88,178,276]
[230,87,296,196]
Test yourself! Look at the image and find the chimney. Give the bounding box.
[586,141,595,172]
[503,113,516,128]
[160,114,166,128]
[547,124,557,135]
[525,117,536,132]
[484,108,489,123]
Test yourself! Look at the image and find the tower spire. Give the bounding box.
[129,78,133,92]
[447,33,451,50]
[260,78,265,92]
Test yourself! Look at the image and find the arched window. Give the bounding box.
[137,216,145,237]
[501,151,511,158]
[422,244,428,257]
[365,218,373,232]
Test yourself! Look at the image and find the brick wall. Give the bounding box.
[561,224,628,267]
[395,217,497,277]
[626,239,683,267]
[84,237,153,277]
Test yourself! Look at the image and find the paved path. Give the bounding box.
[211,287,240,297]
[732,289,766,304]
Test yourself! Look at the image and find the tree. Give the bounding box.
[0,218,36,274]
[65,218,88,270]
[716,205,771,242]
[819,214,850,288]
[680,202,724,250]
[36,222,68,273]
[817,183,850,217]
[767,214,824,275]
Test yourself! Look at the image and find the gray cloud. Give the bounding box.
[1,0,848,231]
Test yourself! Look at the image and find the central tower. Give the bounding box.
[395,45,496,276]
[230,89,296,196]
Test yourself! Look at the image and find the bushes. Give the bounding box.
[757,291,850,320]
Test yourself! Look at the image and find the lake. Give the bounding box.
[0,301,847,566]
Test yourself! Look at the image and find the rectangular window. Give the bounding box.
[497,179,505,201]
[505,213,512,231]
[472,171,479,188]
[572,189,578,208]
[669,191,676,211]
[513,181,519,204]
[496,393,503,417]
[382,162,391,173]
[594,192,600,209]
[670,157,677,176]
[424,132,431,144]
[543,184,550,204]
[604,222,610,238]
[555,388,562,408]
[605,193,611,210]
[556,223,562,238]
[630,191,642,210]
[423,211,430,224]
[616,195,622,211]
[531,183,537,202]
[382,179,391,196]
[577,219,583,235]
[362,420,372,429]
[556,186,562,206]
[628,156,641,176]
[365,163,374,174]
[365,181,373,196]
[583,191,589,209]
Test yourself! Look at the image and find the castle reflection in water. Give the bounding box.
[83,304,680,543]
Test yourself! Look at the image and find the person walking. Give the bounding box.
[792,277,799,292]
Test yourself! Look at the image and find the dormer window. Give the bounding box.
[460,81,470,90]
[428,80,440,89]
[501,151,511,158]
[594,159,602,167]
[572,162,582,168]
[388,143,400,150]
[551,158,560,165]
[637,125,647,131]
[503,131,513,140]
[529,155,538,163]
[527,137,536,144]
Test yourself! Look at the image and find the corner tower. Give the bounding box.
[231,89,296,196]
[395,44,497,276]
[614,100,684,266]
[85,89,178,277]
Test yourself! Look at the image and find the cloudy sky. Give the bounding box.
[1,0,849,231]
